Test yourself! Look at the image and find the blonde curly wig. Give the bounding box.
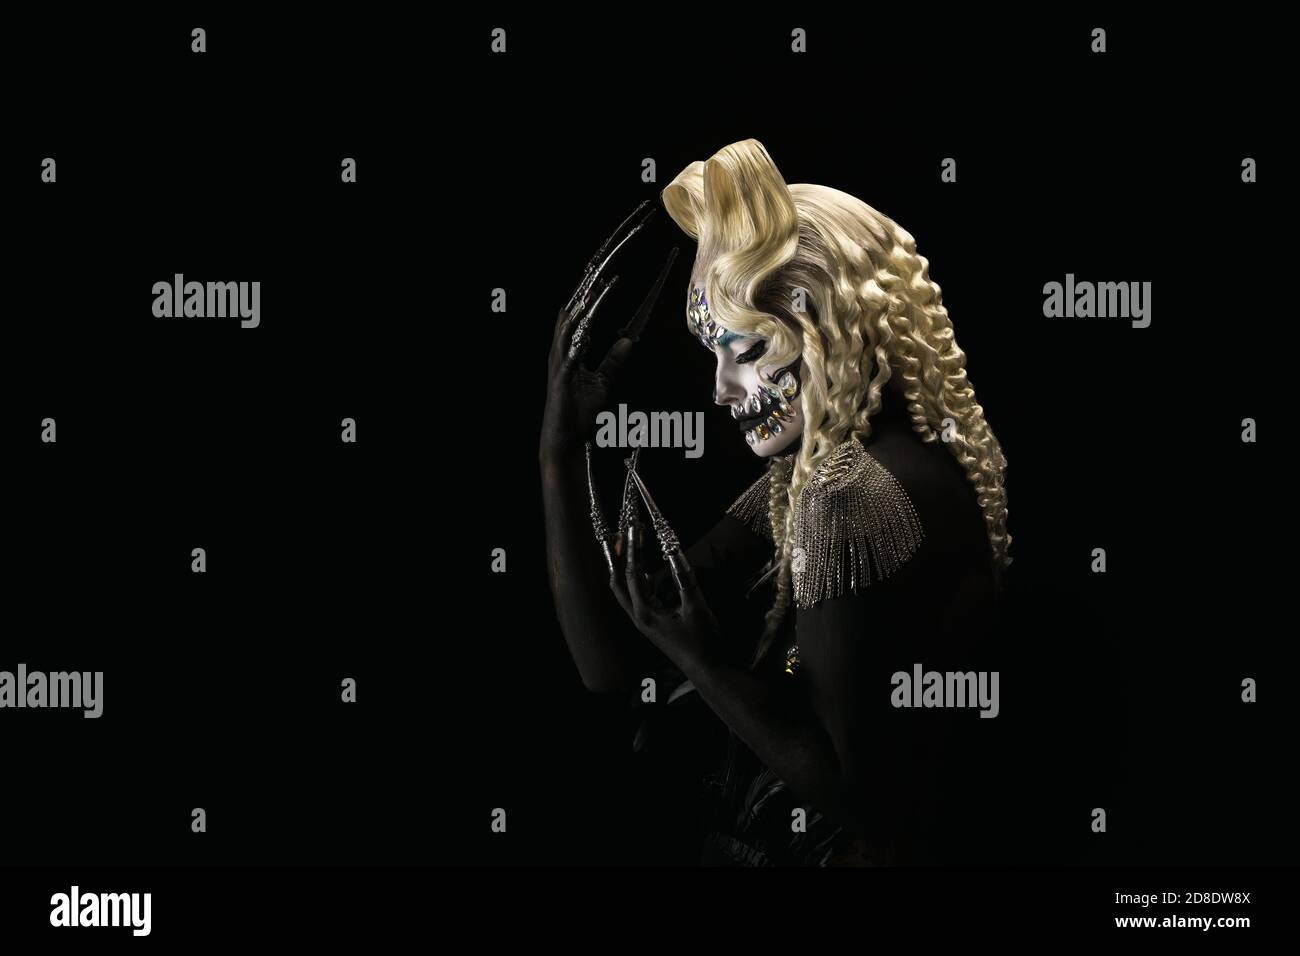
[661,139,1011,665]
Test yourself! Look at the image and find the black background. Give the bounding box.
[2,3,1291,906]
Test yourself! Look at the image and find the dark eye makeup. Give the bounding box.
[735,340,768,364]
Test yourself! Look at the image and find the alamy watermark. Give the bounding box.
[1043,274,1151,328]
[152,274,260,328]
[0,664,103,718]
[50,885,151,936]
[891,663,999,718]
[595,404,705,459]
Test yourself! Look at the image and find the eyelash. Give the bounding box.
[736,340,768,365]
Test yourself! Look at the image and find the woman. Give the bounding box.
[540,139,1011,865]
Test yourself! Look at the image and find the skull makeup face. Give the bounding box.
[687,285,804,457]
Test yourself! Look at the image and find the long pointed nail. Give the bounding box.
[619,246,679,341]
[565,201,653,311]
[619,448,642,533]
[586,442,612,542]
[578,205,659,310]
[628,469,680,555]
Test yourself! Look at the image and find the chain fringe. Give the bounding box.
[725,471,774,540]
[791,437,924,609]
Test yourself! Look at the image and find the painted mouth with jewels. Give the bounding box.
[734,370,800,445]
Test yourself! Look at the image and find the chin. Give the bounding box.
[750,430,802,457]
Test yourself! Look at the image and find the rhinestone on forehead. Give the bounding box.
[687,285,728,350]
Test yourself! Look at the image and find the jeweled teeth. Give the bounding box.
[766,416,782,434]
[745,429,757,445]
[777,399,792,416]
[746,394,762,415]
[731,404,741,419]
[755,423,771,441]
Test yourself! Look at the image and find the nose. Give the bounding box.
[714,356,746,409]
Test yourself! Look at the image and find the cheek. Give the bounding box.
[736,365,764,394]
[714,359,759,394]
[759,363,789,392]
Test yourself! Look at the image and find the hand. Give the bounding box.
[608,508,722,673]
[540,201,678,462]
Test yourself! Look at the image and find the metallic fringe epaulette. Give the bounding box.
[791,437,924,609]
[726,471,774,540]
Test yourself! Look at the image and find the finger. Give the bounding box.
[607,558,635,619]
[624,512,651,621]
[564,199,650,313]
[563,275,620,371]
[557,273,618,363]
[630,561,657,618]
[606,504,635,617]
[626,466,702,614]
[552,298,587,362]
[616,246,680,343]
[594,336,634,379]
[671,550,715,625]
[669,549,702,606]
[564,200,656,315]
[557,201,660,373]
[582,218,646,311]
[552,258,617,359]
[564,314,593,369]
